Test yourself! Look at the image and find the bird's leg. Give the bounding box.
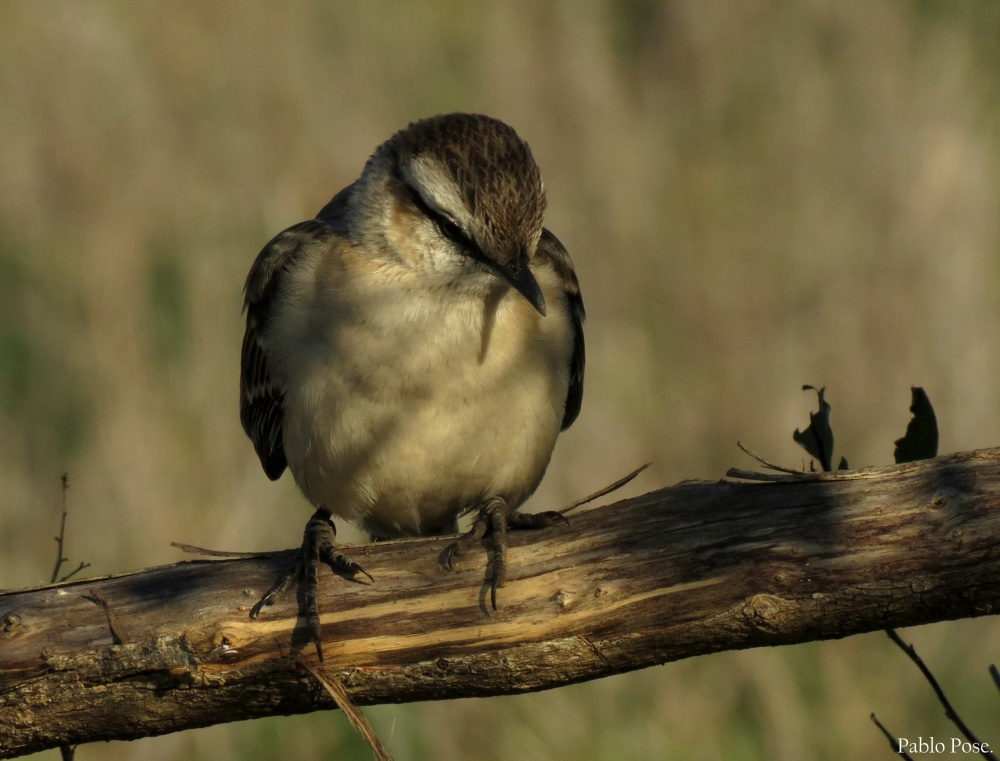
[442,497,569,609]
[249,509,371,660]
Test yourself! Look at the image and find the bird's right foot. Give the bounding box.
[249,509,372,661]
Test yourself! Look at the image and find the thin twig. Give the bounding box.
[989,664,1000,694]
[51,474,90,584]
[559,463,651,515]
[724,468,807,482]
[51,473,70,584]
[886,629,997,760]
[58,745,76,761]
[870,713,915,761]
[736,442,804,474]
[296,657,393,761]
[170,542,274,558]
[58,562,91,583]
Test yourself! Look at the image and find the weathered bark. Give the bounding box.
[3,447,1000,757]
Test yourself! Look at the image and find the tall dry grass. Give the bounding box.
[2,1,1000,759]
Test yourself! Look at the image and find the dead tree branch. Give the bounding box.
[4,447,1000,757]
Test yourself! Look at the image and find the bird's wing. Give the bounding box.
[538,228,586,430]
[240,218,337,480]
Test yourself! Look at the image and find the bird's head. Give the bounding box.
[351,113,548,315]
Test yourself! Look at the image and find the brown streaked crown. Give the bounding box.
[386,113,546,268]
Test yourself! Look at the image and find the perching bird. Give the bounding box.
[240,113,585,659]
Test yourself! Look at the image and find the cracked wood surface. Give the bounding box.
[4,447,1000,757]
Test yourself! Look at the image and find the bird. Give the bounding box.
[239,113,585,659]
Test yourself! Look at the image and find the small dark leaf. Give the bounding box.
[893,387,939,464]
[793,385,835,472]
[837,456,849,470]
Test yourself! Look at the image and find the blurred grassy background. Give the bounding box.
[2,1,1000,759]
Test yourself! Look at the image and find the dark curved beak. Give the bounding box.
[492,258,546,316]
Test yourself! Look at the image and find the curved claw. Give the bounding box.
[440,543,459,571]
[248,509,371,661]
[321,547,375,584]
[442,501,571,609]
[440,509,491,572]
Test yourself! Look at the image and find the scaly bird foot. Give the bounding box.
[441,497,569,609]
[249,509,372,660]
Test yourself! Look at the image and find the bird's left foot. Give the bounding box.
[441,497,568,609]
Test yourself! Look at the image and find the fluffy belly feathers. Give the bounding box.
[278,282,570,538]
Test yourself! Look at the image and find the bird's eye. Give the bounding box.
[436,216,465,244]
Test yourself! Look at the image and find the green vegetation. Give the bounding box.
[2,2,999,759]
